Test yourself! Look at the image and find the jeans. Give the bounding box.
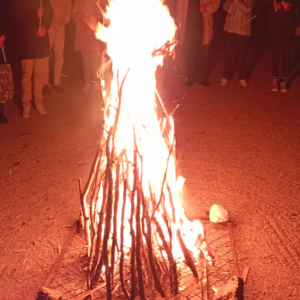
[185,33,209,83]
[44,25,66,87]
[21,58,45,107]
[269,15,295,79]
[223,32,249,80]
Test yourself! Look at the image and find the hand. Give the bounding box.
[0,35,5,48]
[37,7,44,18]
[37,26,46,37]
[295,26,300,36]
[103,18,110,28]
[281,1,292,11]
[199,5,206,12]
[274,2,282,11]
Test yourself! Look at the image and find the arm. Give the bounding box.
[232,0,255,15]
[223,0,233,12]
[63,0,73,25]
[42,0,54,30]
[205,0,221,14]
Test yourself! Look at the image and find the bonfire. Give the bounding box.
[79,0,211,299]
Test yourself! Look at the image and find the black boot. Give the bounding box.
[0,103,8,124]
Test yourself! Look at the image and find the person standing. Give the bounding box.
[221,0,255,87]
[72,0,105,92]
[0,0,14,124]
[43,0,73,94]
[266,0,300,92]
[11,0,53,118]
[177,0,220,86]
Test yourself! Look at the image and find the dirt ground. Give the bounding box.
[1,44,300,300]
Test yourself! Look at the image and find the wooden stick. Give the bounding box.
[72,282,106,300]
[39,0,43,30]
[1,48,6,63]
[153,218,178,294]
[120,178,130,300]
[142,201,166,297]
[111,159,121,286]
[129,147,137,300]
[136,182,146,300]
[151,134,175,219]
[92,129,113,292]
[176,229,198,278]
[228,223,239,277]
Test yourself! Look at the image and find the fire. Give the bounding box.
[94,0,206,263]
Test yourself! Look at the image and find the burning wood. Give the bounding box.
[79,0,211,298]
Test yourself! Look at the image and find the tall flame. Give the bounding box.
[96,0,205,261]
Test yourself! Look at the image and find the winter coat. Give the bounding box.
[10,0,53,60]
[72,0,104,51]
[49,0,73,30]
[0,0,12,64]
[176,0,220,45]
[223,0,255,37]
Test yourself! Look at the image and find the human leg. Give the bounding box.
[33,58,46,114]
[223,32,236,81]
[53,26,65,88]
[81,51,92,91]
[43,27,55,90]
[21,59,34,112]
[185,33,198,85]
[237,35,249,81]
[197,43,210,85]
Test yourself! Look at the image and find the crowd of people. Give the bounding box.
[1,0,300,125]
[177,0,300,90]
[0,0,105,124]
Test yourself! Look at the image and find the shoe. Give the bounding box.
[93,81,101,91]
[198,80,211,87]
[271,78,278,92]
[82,82,91,92]
[239,79,248,87]
[186,79,196,87]
[53,85,64,93]
[42,85,50,95]
[280,81,288,93]
[221,78,228,86]
[22,106,31,118]
[0,111,8,124]
[36,104,47,115]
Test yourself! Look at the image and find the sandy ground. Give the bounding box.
[1,46,300,300]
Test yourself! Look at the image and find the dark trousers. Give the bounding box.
[269,16,295,79]
[223,32,249,80]
[185,33,208,83]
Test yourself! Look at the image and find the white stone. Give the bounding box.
[209,204,229,223]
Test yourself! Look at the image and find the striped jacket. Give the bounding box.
[223,0,255,37]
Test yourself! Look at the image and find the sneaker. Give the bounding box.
[280,81,288,93]
[82,82,91,92]
[42,85,50,95]
[221,78,228,86]
[271,78,278,92]
[0,111,8,124]
[53,85,64,93]
[22,106,31,118]
[36,104,47,115]
[92,81,101,91]
[239,79,248,87]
